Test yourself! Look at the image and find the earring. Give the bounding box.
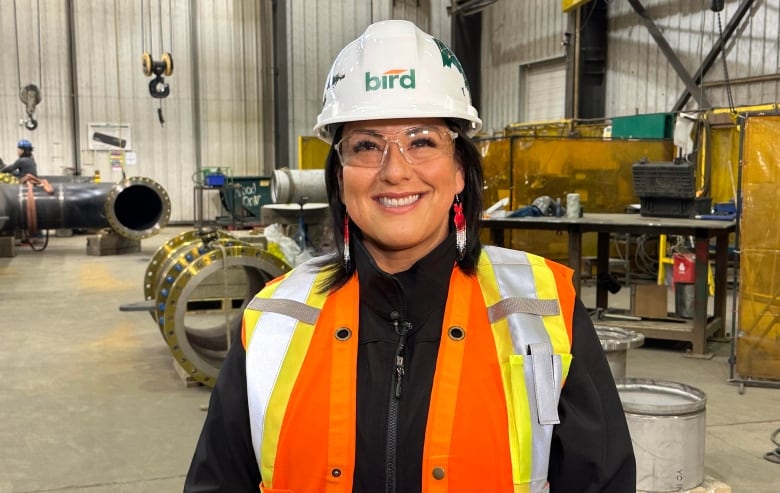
[453,195,466,259]
[343,213,351,268]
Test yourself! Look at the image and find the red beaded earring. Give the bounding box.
[453,195,466,259]
[343,214,351,267]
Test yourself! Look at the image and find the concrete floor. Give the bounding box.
[1,226,778,492]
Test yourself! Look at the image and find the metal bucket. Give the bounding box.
[674,283,695,319]
[617,378,707,492]
[595,325,645,379]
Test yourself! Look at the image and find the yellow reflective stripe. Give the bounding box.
[525,253,571,355]
[243,274,287,346]
[508,355,532,485]
[260,318,316,485]
[245,262,329,487]
[479,246,573,491]
[477,250,523,484]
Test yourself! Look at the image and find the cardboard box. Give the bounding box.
[630,283,668,319]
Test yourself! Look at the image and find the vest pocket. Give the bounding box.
[506,350,572,488]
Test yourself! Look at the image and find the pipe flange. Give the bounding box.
[143,229,233,314]
[157,242,290,386]
[151,236,251,330]
[105,176,171,240]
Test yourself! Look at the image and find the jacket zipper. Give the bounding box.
[385,309,411,493]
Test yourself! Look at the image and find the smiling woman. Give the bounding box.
[185,19,636,493]
[337,118,466,274]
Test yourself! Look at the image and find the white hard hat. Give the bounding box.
[314,20,482,143]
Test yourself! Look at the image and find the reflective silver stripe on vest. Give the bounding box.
[483,246,554,356]
[247,297,321,326]
[488,297,559,321]
[482,246,563,490]
[245,261,321,461]
[528,342,559,425]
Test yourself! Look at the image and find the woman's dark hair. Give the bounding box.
[316,120,485,293]
[20,148,33,158]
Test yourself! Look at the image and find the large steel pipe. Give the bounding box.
[144,229,290,386]
[0,176,170,240]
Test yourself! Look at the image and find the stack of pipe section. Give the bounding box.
[143,228,290,386]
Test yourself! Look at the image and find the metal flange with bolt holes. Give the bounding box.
[104,176,171,240]
[146,230,290,386]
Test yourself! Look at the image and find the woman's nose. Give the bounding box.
[379,142,413,180]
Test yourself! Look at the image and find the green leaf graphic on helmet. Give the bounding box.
[432,38,470,94]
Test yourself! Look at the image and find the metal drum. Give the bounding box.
[617,378,707,492]
[270,168,327,204]
[595,325,645,379]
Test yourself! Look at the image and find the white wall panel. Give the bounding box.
[480,0,567,134]
[521,61,567,122]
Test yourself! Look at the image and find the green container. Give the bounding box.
[611,113,674,139]
[220,176,273,219]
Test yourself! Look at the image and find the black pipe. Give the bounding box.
[0,176,170,240]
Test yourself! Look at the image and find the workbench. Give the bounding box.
[481,213,737,355]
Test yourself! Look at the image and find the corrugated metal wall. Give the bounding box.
[0,0,73,173]
[5,1,780,223]
[0,0,273,223]
[606,0,777,117]
[479,0,567,134]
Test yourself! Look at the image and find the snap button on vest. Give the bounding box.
[331,468,342,477]
[448,326,465,341]
[334,327,352,341]
[432,467,446,480]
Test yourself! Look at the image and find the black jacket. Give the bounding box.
[0,156,37,177]
[184,235,636,492]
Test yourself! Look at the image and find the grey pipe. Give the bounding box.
[0,176,171,240]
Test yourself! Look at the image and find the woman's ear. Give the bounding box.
[337,167,345,205]
[455,160,465,195]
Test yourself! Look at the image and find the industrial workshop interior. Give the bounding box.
[1,0,779,492]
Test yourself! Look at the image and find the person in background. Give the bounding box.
[0,139,38,178]
[185,20,635,493]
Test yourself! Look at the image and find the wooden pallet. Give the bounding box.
[172,359,202,388]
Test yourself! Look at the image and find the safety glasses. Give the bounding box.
[335,125,458,168]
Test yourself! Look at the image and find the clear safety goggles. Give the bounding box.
[335,125,458,168]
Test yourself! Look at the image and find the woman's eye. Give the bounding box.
[352,140,382,153]
[409,137,437,148]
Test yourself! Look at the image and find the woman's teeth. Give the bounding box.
[379,194,420,207]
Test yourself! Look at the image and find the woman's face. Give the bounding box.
[338,118,465,273]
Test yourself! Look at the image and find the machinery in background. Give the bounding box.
[124,227,290,387]
[0,175,171,256]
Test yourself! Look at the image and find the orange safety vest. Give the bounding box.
[243,246,575,493]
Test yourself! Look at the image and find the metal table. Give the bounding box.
[481,213,737,355]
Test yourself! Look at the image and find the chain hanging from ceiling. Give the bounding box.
[13,0,44,131]
[141,0,174,126]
